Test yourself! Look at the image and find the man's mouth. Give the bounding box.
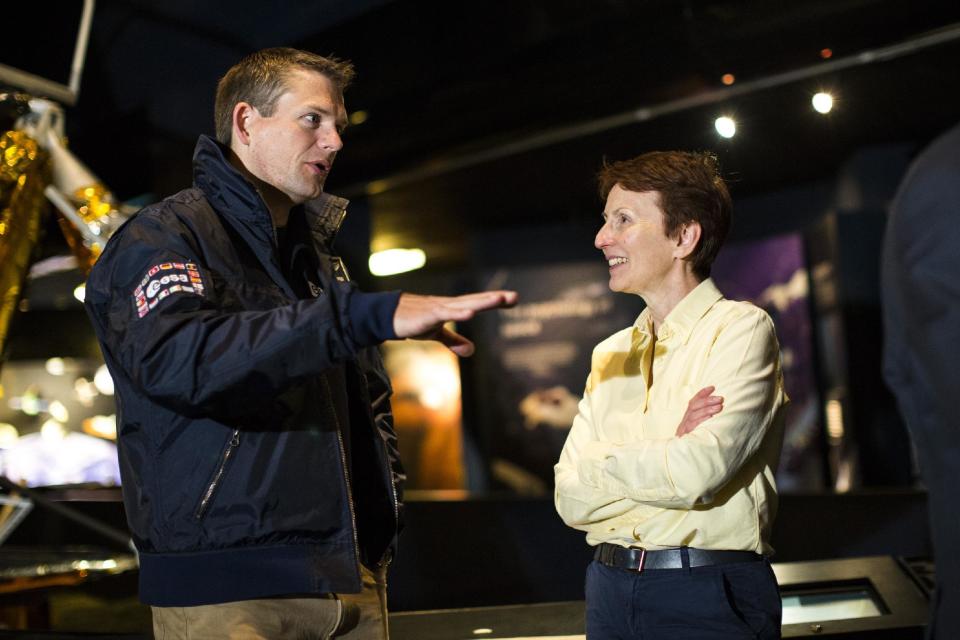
[607,257,628,267]
[307,161,331,175]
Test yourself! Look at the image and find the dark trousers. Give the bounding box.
[585,558,781,639]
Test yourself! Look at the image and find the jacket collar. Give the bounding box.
[633,278,724,344]
[191,135,349,247]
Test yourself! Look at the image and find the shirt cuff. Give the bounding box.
[346,289,401,347]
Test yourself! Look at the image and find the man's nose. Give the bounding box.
[320,129,343,152]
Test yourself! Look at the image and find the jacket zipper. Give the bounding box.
[362,370,400,569]
[376,434,400,568]
[322,377,361,571]
[195,429,240,519]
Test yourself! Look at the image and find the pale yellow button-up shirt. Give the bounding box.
[554,279,787,554]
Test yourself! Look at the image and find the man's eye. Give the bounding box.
[304,114,320,125]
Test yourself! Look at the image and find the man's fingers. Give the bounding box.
[394,291,519,339]
[445,290,518,312]
[435,326,475,357]
[436,305,477,323]
[393,290,518,354]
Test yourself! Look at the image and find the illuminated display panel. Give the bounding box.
[782,585,885,625]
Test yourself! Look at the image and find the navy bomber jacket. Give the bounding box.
[84,135,404,606]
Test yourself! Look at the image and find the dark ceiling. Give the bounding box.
[12,0,960,278]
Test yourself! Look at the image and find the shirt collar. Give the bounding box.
[633,278,724,344]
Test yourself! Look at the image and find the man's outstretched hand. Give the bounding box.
[393,291,519,356]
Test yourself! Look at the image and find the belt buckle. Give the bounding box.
[634,548,646,573]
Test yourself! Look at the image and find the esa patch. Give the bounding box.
[133,261,205,318]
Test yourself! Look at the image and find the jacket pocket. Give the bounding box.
[194,429,240,520]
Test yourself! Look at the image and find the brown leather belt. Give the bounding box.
[594,542,762,572]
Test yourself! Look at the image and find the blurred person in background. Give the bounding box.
[883,121,960,640]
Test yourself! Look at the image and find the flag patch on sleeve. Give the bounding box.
[133,262,205,318]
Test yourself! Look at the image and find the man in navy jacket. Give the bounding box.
[84,47,515,639]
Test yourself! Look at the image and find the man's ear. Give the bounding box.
[232,102,257,146]
[674,221,702,260]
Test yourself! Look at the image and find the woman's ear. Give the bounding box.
[674,221,702,260]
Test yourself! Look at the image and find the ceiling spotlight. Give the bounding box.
[812,92,834,114]
[349,110,369,126]
[820,48,833,59]
[74,284,86,303]
[721,73,735,86]
[369,248,426,276]
[714,116,736,139]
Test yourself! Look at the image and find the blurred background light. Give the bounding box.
[0,423,19,447]
[83,414,117,440]
[45,357,67,376]
[40,419,67,441]
[74,376,99,406]
[48,400,69,423]
[369,248,427,276]
[826,398,845,441]
[94,365,115,396]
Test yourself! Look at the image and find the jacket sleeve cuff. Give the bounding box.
[346,289,401,347]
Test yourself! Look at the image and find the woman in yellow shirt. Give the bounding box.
[555,151,788,639]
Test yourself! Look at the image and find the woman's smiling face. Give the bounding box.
[594,184,678,298]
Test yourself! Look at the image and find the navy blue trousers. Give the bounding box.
[585,558,782,639]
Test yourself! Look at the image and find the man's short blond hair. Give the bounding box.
[214,47,354,145]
